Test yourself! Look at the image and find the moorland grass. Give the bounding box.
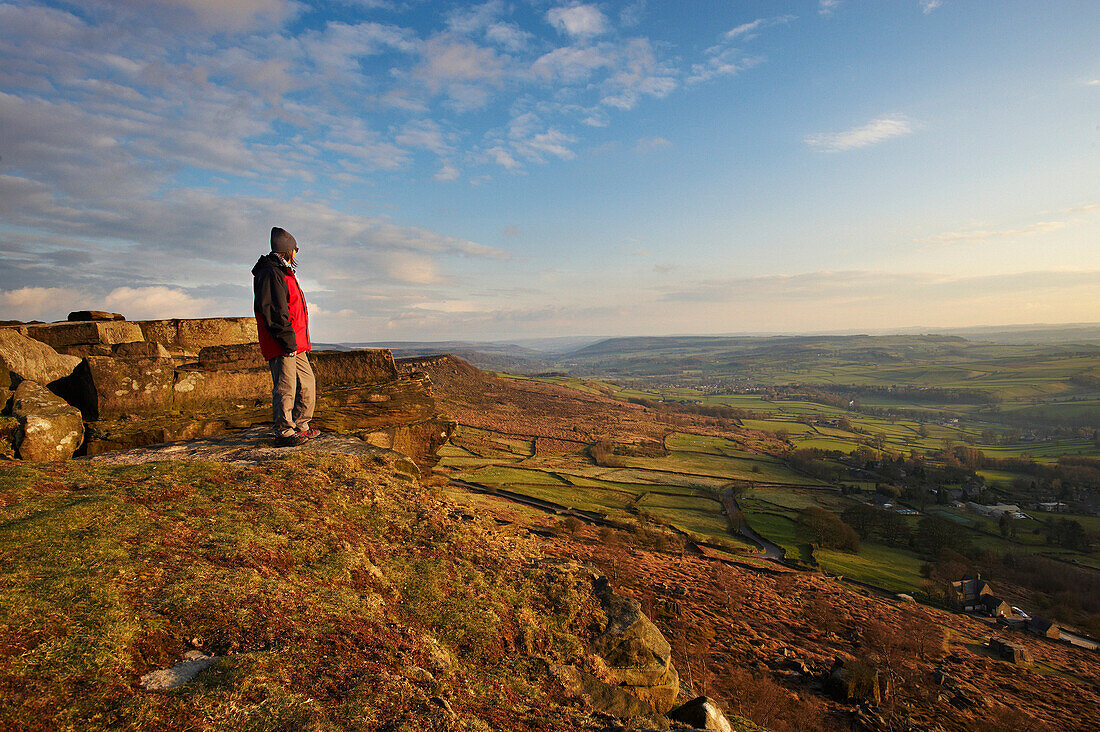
[0,455,605,731]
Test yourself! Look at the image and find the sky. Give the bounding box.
[0,0,1098,343]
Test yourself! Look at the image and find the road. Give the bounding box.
[723,488,786,561]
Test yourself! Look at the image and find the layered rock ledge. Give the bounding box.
[1,316,453,468]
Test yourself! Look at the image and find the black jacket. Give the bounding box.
[252,253,297,356]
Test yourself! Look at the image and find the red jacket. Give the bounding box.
[252,254,311,361]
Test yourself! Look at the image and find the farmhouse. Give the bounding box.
[980,595,1013,618]
[965,502,1025,519]
[1027,617,1062,639]
[951,574,994,612]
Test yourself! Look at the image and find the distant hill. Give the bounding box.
[331,341,557,373]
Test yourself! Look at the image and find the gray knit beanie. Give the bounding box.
[271,227,298,253]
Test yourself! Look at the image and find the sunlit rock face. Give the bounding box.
[2,315,452,469]
[11,380,84,461]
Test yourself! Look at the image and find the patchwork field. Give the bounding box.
[419,352,1100,605]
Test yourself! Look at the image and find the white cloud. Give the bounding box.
[515,129,576,161]
[0,285,221,322]
[619,0,646,28]
[485,22,531,52]
[394,119,452,155]
[635,136,671,153]
[411,300,485,313]
[601,38,677,109]
[446,1,504,34]
[920,0,943,13]
[103,286,215,319]
[547,5,608,38]
[924,203,1099,245]
[433,163,460,181]
[413,36,506,110]
[532,45,611,82]
[805,114,913,151]
[378,252,442,284]
[726,19,765,39]
[725,14,796,41]
[0,287,82,322]
[485,146,521,169]
[111,0,298,32]
[819,0,840,16]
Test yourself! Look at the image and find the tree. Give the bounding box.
[915,515,971,557]
[797,507,860,553]
[842,503,879,539]
[879,511,912,547]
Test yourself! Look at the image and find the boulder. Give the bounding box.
[172,368,270,410]
[140,651,219,691]
[11,380,84,461]
[667,696,734,732]
[77,356,176,419]
[825,658,887,705]
[0,329,82,389]
[591,575,680,714]
[136,318,257,350]
[68,311,125,321]
[550,664,668,728]
[55,344,115,358]
[198,343,265,370]
[24,320,143,349]
[989,638,1032,665]
[113,341,172,359]
[311,349,399,386]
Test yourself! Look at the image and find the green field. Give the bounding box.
[450,333,1100,601]
[815,543,927,594]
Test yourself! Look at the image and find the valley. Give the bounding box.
[412,333,1100,642]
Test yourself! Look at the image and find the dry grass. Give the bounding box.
[0,455,605,731]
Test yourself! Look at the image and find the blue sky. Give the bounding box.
[0,0,1097,342]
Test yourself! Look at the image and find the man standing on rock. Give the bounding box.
[253,227,319,447]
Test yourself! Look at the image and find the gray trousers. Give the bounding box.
[268,352,316,436]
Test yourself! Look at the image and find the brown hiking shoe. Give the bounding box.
[297,428,321,439]
[275,432,308,447]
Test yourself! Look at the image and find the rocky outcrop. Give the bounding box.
[550,566,682,725]
[77,355,177,419]
[4,314,451,469]
[591,574,681,714]
[88,427,423,479]
[198,343,265,370]
[23,320,145,356]
[825,657,889,705]
[989,638,1032,665]
[135,317,257,353]
[11,380,84,461]
[667,696,735,732]
[140,651,219,691]
[113,341,171,359]
[73,346,450,468]
[551,664,669,728]
[68,311,125,322]
[16,317,257,360]
[0,329,82,390]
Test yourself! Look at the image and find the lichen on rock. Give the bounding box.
[11,380,84,461]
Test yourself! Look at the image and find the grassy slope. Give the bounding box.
[0,455,608,732]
